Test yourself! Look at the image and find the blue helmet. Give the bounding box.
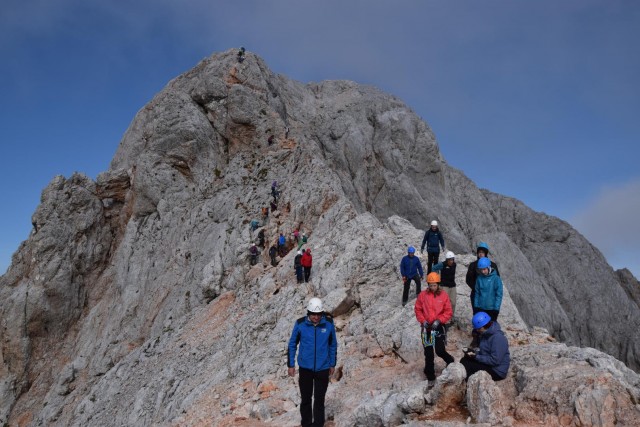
[472,312,491,329]
[477,257,491,269]
[477,242,490,253]
[407,246,416,254]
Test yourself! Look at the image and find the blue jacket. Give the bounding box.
[288,315,338,371]
[473,268,503,311]
[421,228,445,253]
[475,321,510,378]
[400,255,424,279]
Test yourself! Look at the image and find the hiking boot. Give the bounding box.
[402,301,407,307]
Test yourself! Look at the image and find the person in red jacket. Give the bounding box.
[414,272,455,387]
[301,248,313,282]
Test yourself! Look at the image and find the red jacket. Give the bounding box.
[301,251,312,268]
[414,289,452,325]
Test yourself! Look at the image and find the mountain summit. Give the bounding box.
[1,49,639,425]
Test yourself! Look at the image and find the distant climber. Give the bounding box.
[237,46,246,63]
[268,135,275,146]
[270,200,278,212]
[287,298,338,427]
[460,312,510,381]
[298,232,308,250]
[285,126,290,138]
[257,229,265,248]
[400,246,424,307]
[278,233,286,257]
[261,206,269,221]
[431,251,458,318]
[294,250,304,284]
[414,272,454,388]
[250,219,260,232]
[301,248,313,282]
[465,242,500,311]
[271,181,280,203]
[293,229,300,244]
[420,220,445,274]
[249,244,259,266]
[473,257,503,321]
[269,244,278,267]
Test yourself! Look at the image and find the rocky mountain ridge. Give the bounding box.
[1,49,639,426]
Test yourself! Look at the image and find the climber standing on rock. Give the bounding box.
[301,248,313,282]
[400,246,424,307]
[420,220,445,274]
[460,312,510,381]
[431,251,458,319]
[271,181,280,203]
[278,233,287,257]
[472,257,503,321]
[465,242,500,308]
[415,272,455,388]
[288,298,338,427]
[269,243,278,267]
[294,250,304,284]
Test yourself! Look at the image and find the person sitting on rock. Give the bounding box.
[460,312,510,381]
[420,220,445,273]
[400,246,424,307]
[431,251,458,319]
[473,257,503,321]
[465,242,500,307]
[415,272,455,388]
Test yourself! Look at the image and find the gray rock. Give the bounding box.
[1,49,639,426]
[466,371,504,425]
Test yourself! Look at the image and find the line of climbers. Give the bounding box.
[401,220,509,389]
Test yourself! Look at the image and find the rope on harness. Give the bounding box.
[421,327,439,347]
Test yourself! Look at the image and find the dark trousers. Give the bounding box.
[304,266,312,282]
[472,307,500,321]
[402,275,422,305]
[295,266,304,283]
[270,254,277,266]
[427,251,439,273]
[460,355,504,381]
[423,325,454,380]
[299,368,330,427]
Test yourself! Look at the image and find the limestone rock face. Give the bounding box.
[1,49,639,426]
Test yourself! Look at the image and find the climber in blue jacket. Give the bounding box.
[400,246,424,307]
[473,257,503,321]
[288,298,338,427]
[461,312,510,381]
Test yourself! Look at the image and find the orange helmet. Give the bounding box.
[426,272,441,284]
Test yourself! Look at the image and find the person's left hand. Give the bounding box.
[288,367,296,377]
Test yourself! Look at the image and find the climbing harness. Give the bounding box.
[421,326,446,347]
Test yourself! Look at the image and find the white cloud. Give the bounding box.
[571,178,640,278]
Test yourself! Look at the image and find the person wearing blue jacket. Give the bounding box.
[288,298,338,427]
[461,312,510,381]
[473,257,503,321]
[420,220,445,273]
[400,246,424,307]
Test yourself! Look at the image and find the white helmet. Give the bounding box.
[307,297,323,313]
[445,251,455,259]
[431,220,438,226]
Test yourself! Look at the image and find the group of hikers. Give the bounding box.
[286,220,510,426]
[248,182,314,285]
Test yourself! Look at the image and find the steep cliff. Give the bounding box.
[1,49,638,426]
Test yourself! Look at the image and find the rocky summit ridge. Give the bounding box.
[1,49,639,426]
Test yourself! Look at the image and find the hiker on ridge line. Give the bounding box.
[400,246,424,307]
[288,298,338,427]
[420,220,445,274]
[415,272,454,388]
[301,248,313,282]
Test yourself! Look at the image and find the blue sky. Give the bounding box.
[1,0,639,278]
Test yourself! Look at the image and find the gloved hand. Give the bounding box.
[432,320,441,330]
[422,321,430,329]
